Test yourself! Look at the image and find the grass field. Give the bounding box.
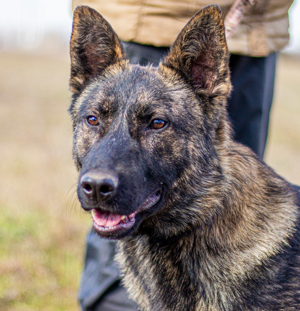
[0,51,299,310]
[0,51,89,311]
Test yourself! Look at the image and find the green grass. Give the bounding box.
[0,208,86,311]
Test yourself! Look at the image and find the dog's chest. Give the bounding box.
[116,237,227,311]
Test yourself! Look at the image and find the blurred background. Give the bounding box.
[0,0,299,310]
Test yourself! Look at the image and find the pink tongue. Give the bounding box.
[92,209,123,227]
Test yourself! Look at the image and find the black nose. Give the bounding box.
[80,170,118,201]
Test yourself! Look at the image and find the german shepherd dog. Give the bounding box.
[69,5,300,310]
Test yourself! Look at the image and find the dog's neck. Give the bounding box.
[116,144,299,310]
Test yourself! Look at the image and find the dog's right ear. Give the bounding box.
[70,6,126,95]
[162,5,230,98]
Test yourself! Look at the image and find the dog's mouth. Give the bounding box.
[91,189,162,237]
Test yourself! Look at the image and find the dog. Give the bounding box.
[69,5,300,310]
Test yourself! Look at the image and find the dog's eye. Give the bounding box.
[149,119,167,130]
[86,116,99,126]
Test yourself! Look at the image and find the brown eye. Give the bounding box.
[86,116,99,126]
[149,119,167,130]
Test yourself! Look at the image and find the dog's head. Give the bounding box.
[69,5,231,239]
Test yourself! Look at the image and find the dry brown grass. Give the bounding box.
[0,51,299,310]
[0,51,90,311]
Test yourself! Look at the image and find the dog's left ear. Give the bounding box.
[163,5,230,98]
[70,6,126,95]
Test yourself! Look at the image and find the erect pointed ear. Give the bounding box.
[70,6,126,95]
[163,5,230,97]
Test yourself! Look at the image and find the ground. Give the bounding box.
[0,51,299,310]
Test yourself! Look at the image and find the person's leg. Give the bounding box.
[227,53,277,160]
[79,42,168,311]
[89,282,138,311]
[79,231,136,311]
[122,42,169,66]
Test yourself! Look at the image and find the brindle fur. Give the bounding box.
[69,5,300,310]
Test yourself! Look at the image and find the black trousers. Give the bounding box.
[79,42,277,311]
[228,53,277,159]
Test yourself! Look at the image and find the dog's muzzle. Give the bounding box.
[79,169,162,237]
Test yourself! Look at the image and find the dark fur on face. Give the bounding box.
[69,5,300,310]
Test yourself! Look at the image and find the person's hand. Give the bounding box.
[225,0,255,38]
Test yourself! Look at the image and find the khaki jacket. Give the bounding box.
[72,0,294,56]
